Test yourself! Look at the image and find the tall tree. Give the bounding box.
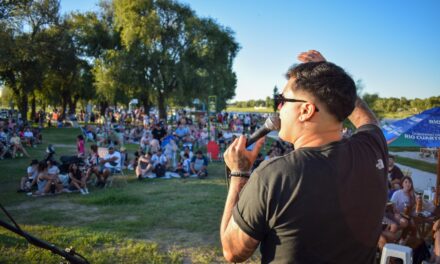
[113,0,238,118]
[272,86,279,112]
[0,0,60,120]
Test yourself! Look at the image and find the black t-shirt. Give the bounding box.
[389,166,404,182]
[152,127,166,141]
[233,125,388,263]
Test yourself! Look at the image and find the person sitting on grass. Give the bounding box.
[10,132,30,158]
[136,152,153,180]
[23,127,35,147]
[35,161,63,195]
[97,146,121,187]
[18,159,39,192]
[0,141,10,160]
[68,163,89,195]
[151,148,167,177]
[190,150,208,178]
[47,159,60,179]
[86,144,101,182]
[176,153,191,178]
[180,145,193,161]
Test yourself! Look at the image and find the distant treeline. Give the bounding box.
[230,97,274,109]
[362,94,440,116]
[229,94,440,117]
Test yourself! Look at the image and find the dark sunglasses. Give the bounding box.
[274,94,319,112]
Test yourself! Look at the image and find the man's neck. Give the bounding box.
[293,127,342,149]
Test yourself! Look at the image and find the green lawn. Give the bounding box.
[389,147,438,174]
[1,128,436,263]
[0,128,260,264]
[226,106,274,113]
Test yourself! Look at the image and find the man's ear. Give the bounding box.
[299,103,316,122]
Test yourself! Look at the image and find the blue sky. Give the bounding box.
[60,0,440,102]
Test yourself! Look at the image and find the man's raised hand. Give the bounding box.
[298,50,326,63]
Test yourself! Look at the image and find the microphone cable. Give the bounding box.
[0,202,90,264]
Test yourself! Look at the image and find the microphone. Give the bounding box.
[224,115,281,186]
[245,115,281,147]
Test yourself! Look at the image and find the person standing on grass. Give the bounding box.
[221,50,387,263]
[77,135,85,158]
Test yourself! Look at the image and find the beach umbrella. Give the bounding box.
[382,107,440,147]
[382,107,440,204]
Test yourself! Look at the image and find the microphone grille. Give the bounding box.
[265,115,281,131]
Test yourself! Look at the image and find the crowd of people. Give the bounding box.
[378,154,440,262]
[14,107,282,197]
[9,85,440,262]
[0,116,42,160]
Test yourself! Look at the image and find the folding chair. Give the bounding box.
[105,168,127,188]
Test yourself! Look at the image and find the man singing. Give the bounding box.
[221,50,388,263]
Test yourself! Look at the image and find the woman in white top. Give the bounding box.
[390,176,416,242]
[390,176,415,215]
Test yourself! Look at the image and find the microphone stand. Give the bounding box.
[0,203,89,264]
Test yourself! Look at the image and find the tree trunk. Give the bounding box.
[60,94,68,119]
[99,101,108,116]
[31,94,36,121]
[19,94,29,121]
[158,91,166,120]
[68,97,77,114]
[61,99,67,120]
[140,93,150,114]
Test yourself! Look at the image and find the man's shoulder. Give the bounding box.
[254,151,303,178]
[352,124,383,138]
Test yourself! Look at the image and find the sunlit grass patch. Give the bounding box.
[0,225,183,264]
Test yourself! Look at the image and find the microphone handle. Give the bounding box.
[245,128,270,148]
[225,128,269,182]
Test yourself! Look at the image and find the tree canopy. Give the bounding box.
[0,0,239,120]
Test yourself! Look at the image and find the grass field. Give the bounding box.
[1,128,436,263]
[0,128,261,264]
[225,106,274,113]
[389,147,438,174]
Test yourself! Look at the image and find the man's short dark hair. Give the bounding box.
[286,62,357,122]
